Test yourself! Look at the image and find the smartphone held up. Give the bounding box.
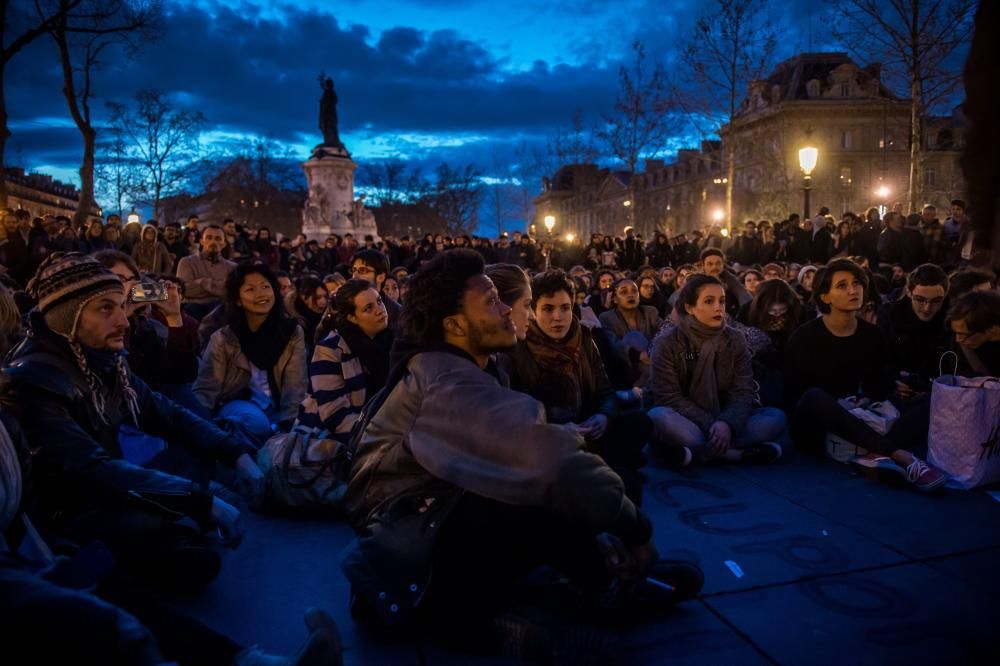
[129,281,169,303]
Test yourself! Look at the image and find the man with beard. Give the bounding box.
[342,249,702,661]
[0,253,261,590]
[176,225,235,320]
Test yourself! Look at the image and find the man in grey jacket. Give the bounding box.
[176,225,235,320]
[341,250,702,658]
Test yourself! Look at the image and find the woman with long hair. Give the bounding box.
[638,275,670,318]
[194,262,307,442]
[648,274,787,466]
[254,226,280,270]
[485,264,533,341]
[78,221,111,254]
[745,279,804,406]
[289,275,328,352]
[295,279,392,440]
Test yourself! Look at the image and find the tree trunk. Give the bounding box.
[74,126,96,229]
[0,66,9,210]
[909,77,922,214]
[726,139,735,235]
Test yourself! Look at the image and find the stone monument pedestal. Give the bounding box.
[301,145,378,242]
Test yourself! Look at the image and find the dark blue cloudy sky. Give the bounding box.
[6,0,863,229]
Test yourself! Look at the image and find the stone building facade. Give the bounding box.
[2,167,103,223]
[533,52,965,239]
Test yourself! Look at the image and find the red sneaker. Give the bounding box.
[905,458,947,492]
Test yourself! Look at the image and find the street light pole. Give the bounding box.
[803,174,812,220]
[798,145,818,221]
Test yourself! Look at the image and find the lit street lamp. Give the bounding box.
[565,233,575,243]
[543,214,555,236]
[875,184,890,217]
[798,145,818,219]
[711,208,725,223]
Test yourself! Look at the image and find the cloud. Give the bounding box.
[7,1,626,180]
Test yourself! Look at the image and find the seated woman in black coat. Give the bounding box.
[503,269,651,501]
[744,278,804,407]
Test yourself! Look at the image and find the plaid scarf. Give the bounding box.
[524,317,584,422]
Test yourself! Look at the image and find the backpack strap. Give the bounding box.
[333,351,416,484]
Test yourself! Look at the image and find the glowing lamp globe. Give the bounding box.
[798,146,818,175]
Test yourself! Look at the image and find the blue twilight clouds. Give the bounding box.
[7,0,835,220]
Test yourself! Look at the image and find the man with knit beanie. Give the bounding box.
[0,252,265,590]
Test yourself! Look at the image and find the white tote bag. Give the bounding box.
[927,371,1000,490]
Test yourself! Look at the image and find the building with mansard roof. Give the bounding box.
[2,167,103,223]
[532,52,965,240]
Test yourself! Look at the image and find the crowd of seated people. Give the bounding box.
[0,199,996,663]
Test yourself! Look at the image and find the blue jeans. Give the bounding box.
[648,405,787,455]
[217,399,273,446]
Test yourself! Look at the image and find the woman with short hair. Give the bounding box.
[504,269,650,500]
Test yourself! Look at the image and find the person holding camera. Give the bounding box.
[90,251,204,416]
[0,252,264,591]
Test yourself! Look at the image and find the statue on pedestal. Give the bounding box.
[319,76,343,149]
[302,72,378,241]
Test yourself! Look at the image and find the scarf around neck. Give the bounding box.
[338,321,393,398]
[677,315,727,417]
[233,310,297,376]
[524,317,584,421]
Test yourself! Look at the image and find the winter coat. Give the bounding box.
[295,330,369,440]
[193,324,308,424]
[502,325,617,423]
[598,306,661,342]
[648,324,756,435]
[341,346,651,621]
[0,314,252,524]
[131,225,172,274]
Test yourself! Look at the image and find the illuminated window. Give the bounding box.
[839,167,853,188]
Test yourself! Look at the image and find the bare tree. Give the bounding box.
[48,0,160,228]
[826,0,975,212]
[357,158,410,206]
[680,0,777,233]
[484,146,523,237]
[108,89,205,219]
[0,0,73,207]
[598,40,676,238]
[423,162,481,236]
[513,140,553,227]
[551,108,598,166]
[95,123,142,216]
[598,40,674,176]
[193,138,302,237]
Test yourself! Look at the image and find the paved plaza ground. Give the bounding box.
[173,453,1000,665]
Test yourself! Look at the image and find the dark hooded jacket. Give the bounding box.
[0,312,253,524]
